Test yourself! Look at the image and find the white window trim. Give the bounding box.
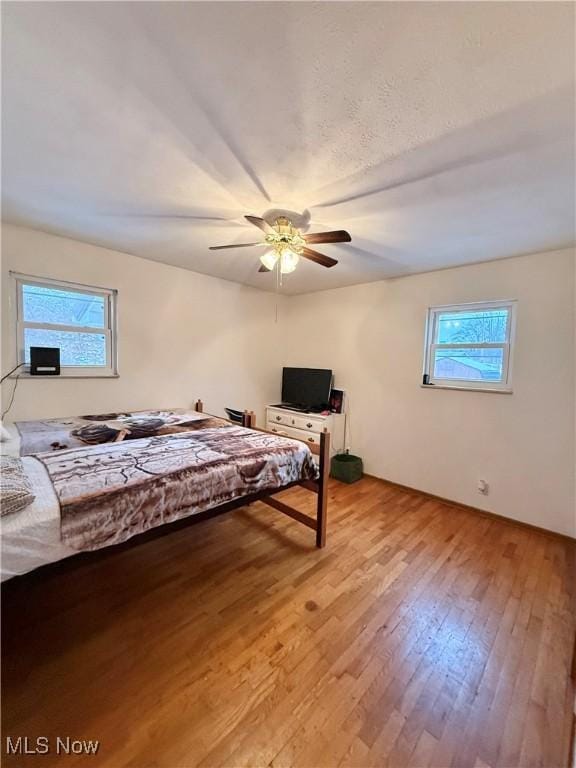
[13,273,118,378]
[422,300,517,393]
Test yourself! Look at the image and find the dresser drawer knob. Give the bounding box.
[275,415,281,421]
[306,422,313,428]
[307,437,315,443]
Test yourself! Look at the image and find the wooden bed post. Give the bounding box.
[241,411,256,428]
[194,399,203,413]
[316,428,330,548]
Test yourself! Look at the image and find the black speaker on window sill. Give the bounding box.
[30,346,60,376]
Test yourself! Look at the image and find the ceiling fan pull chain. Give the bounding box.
[275,258,280,323]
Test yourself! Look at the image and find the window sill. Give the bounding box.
[420,383,512,394]
[10,373,119,379]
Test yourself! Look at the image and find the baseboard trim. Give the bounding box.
[362,474,576,545]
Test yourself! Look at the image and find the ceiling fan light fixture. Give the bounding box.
[211,214,349,273]
[259,250,279,271]
[280,248,299,274]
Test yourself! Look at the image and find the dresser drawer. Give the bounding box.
[267,411,298,428]
[266,410,325,432]
[292,413,325,431]
[265,422,323,448]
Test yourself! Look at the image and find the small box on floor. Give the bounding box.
[330,453,363,483]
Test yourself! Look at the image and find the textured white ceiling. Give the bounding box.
[2,1,575,294]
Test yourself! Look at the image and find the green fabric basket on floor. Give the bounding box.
[330,453,363,483]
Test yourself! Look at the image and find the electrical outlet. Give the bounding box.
[477,479,489,495]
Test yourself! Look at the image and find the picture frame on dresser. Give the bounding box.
[329,388,345,414]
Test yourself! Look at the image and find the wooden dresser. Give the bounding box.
[265,405,345,456]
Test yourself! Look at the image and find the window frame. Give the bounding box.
[14,273,118,378]
[422,300,517,393]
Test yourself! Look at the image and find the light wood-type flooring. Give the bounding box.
[2,477,575,768]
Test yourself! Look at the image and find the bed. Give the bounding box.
[1,401,330,581]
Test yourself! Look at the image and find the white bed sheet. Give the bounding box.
[1,422,21,458]
[1,455,74,581]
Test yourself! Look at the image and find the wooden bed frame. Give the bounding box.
[194,400,330,548]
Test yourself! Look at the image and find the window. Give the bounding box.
[423,300,516,391]
[15,275,118,377]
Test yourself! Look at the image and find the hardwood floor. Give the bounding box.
[2,477,575,768]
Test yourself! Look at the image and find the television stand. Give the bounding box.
[266,404,345,456]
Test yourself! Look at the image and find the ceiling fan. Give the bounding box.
[209,215,351,274]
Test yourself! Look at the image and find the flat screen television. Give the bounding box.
[281,367,333,411]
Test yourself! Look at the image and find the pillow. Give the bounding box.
[1,456,35,517]
[71,424,122,445]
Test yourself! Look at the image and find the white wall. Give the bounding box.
[281,249,575,538]
[2,225,574,537]
[1,224,284,424]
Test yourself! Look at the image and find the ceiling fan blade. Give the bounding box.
[245,215,273,234]
[258,264,271,273]
[304,230,351,244]
[209,242,262,250]
[301,247,338,268]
